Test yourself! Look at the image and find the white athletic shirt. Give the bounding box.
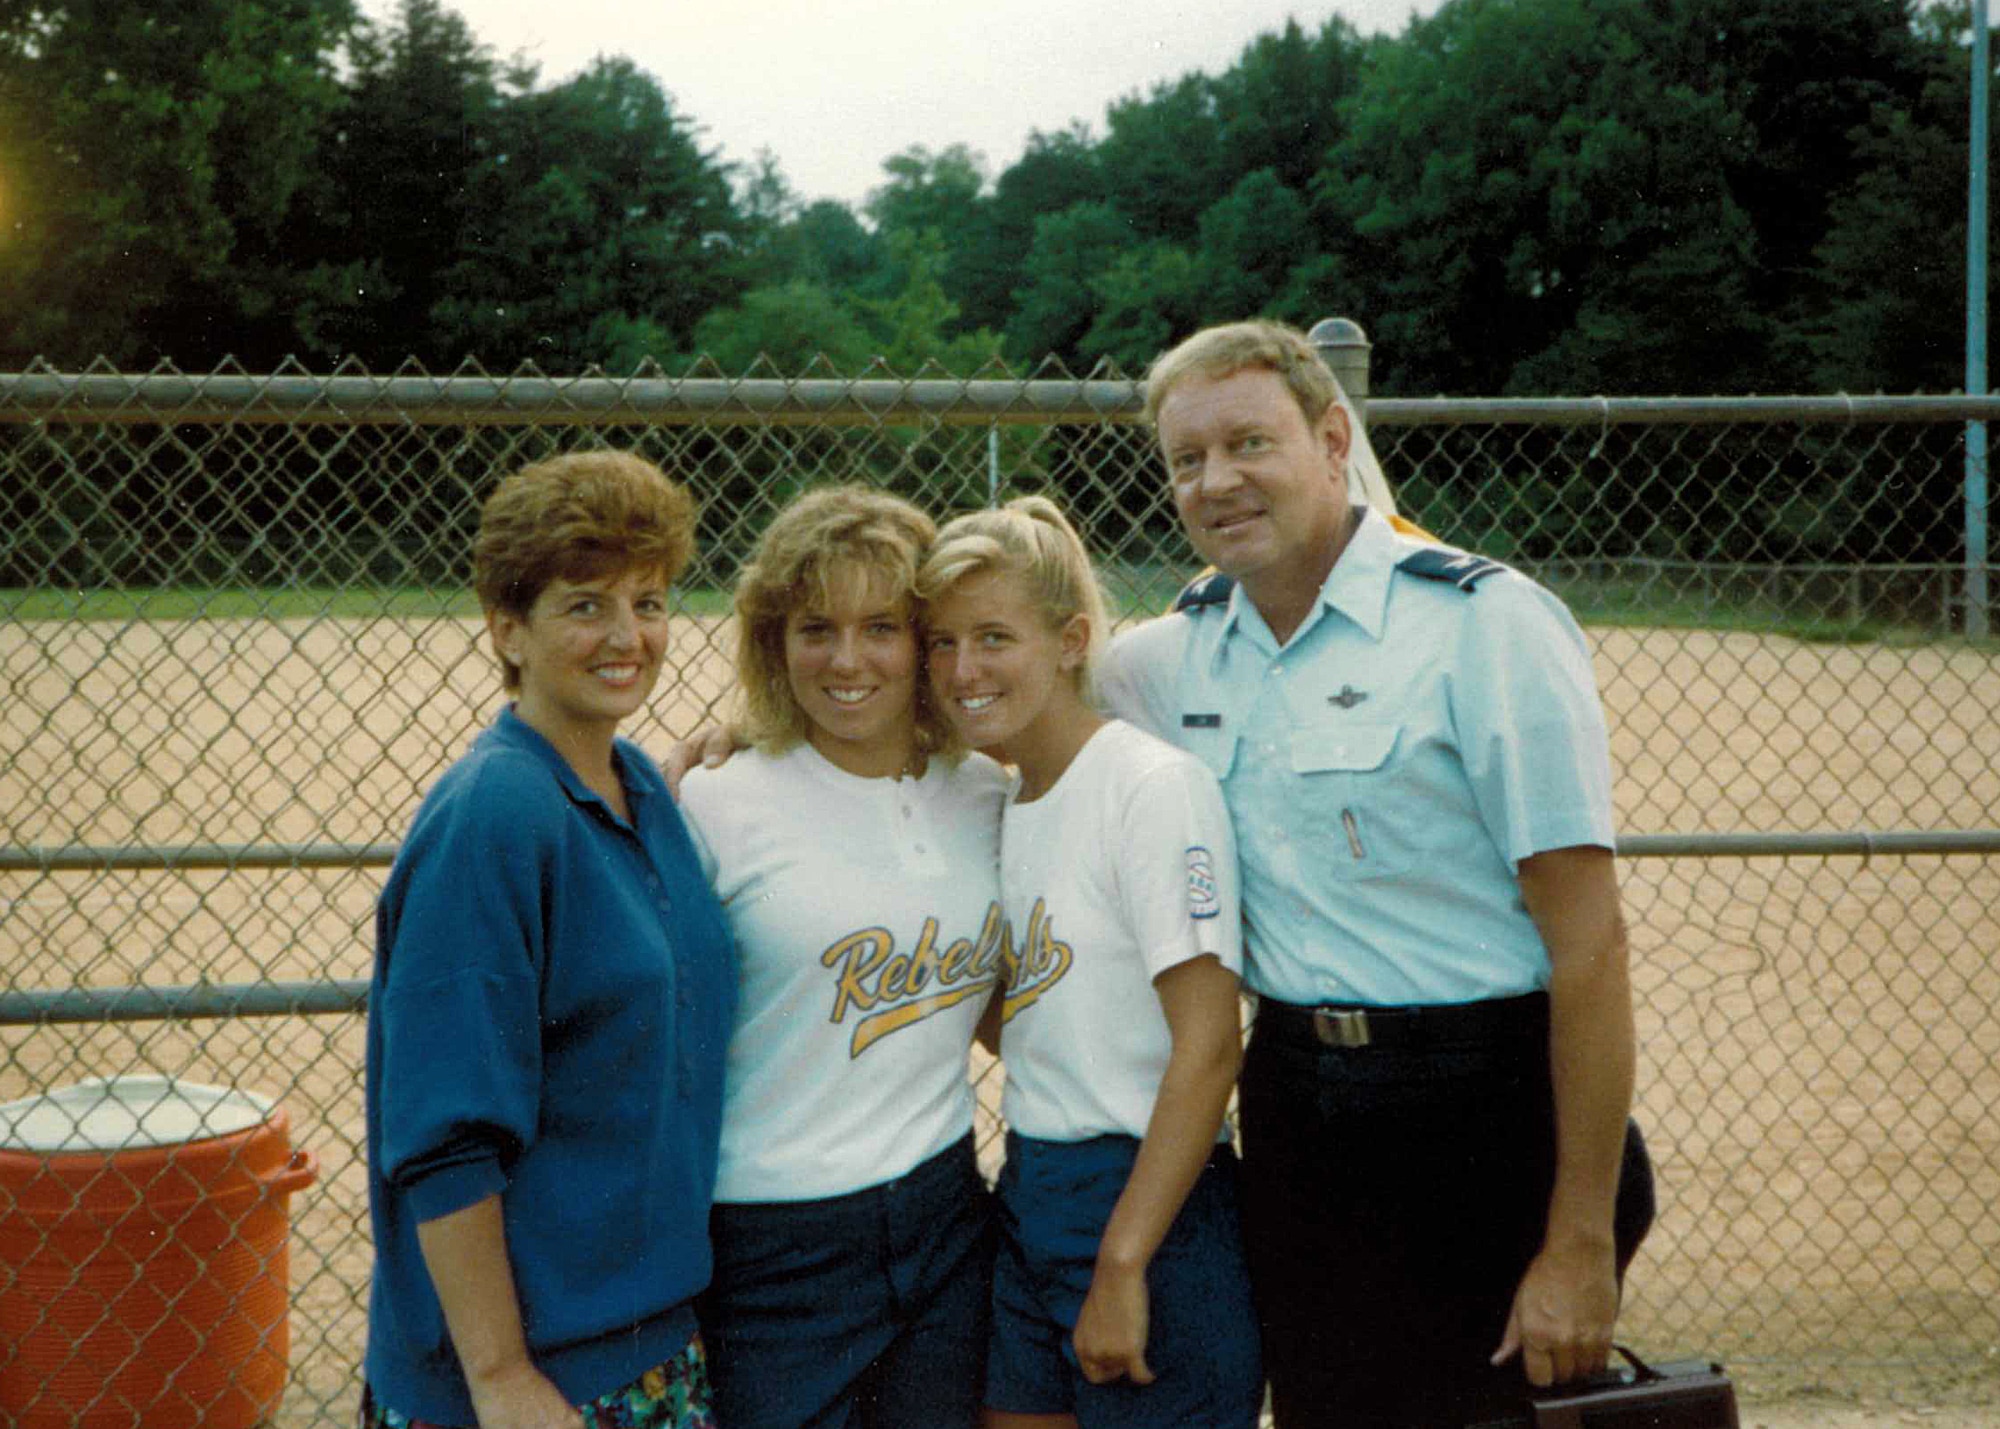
[996,719,1242,1143]
[679,742,1009,1201]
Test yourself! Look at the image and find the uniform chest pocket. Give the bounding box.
[1288,722,1411,879]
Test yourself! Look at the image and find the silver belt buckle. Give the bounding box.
[1313,1007,1372,1048]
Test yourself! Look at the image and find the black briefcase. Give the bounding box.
[1470,1346,1740,1429]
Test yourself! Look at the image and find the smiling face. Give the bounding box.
[1156,365,1354,607]
[925,567,1084,763]
[783,572,921,778]
[487,564,671,748]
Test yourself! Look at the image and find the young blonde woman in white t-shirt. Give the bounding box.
[678,486,1010,1429]
[917,496,1261,1429]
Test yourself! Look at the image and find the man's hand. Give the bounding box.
[662,722,739,796]
[465,1357,584,1429]
[1073,1261,1156,1386]
[1491,1233,1619,1385]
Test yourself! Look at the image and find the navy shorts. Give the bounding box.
[986,1132,1262,1429]
[696,1134,993,1429]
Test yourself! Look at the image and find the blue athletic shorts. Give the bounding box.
[697,1133,993,1429]
[986,1131,1262,1429]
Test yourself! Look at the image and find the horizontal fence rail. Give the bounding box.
[2,349,1996,1426]
[8,829,2000,879]
[7,370,2000,426]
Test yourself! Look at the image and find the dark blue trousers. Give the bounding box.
[1237,995,1654,1429]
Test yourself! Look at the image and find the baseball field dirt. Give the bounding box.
[3,611,1994,1426]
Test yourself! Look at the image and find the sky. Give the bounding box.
[357,0,1447,210]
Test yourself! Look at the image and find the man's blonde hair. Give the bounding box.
[1142,319,1340,428]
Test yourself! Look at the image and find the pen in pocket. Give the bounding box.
[1340,807,1366,860]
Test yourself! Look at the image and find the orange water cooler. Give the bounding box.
[0,1075,318,1429]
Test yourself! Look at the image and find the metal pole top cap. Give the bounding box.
[1308,317,1372,353]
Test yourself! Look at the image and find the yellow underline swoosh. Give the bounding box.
[999,953,1072,1025]
[849,980,996,1057]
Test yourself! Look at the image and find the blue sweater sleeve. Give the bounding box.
[373,753,559,1222]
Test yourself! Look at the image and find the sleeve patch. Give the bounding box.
[1186,846,1220,920]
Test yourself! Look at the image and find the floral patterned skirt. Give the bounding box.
[360,1331,715,1429]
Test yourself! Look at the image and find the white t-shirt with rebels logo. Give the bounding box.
[681,741,1009,1201]
[997,718,1242,1143]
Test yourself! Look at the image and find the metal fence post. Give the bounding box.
[1967,0,1991,639]
[1310,316,1372,428]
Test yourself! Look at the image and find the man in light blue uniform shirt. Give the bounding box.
[1096,320,1653,1429]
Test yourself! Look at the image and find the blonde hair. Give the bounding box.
[916,495,1110,699]
[731,485,961,757]
[1142,319,1340,429]
[472,450,697,691]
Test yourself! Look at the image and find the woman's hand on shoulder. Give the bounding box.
[662,723,741,796]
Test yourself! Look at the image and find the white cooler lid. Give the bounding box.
[0,1075,275,1153]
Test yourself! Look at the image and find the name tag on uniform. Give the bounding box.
[1181,713,1222,729]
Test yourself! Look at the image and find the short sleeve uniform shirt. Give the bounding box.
[1097,505,1615,1007]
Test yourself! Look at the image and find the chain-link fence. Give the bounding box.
[2,342,1996,1426]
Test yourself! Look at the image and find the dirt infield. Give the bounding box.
[3,612,1996,1426]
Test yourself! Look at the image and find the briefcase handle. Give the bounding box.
[1527,1344,1739,1429]
[1606,1343,1660,1381]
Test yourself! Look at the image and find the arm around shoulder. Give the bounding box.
[1097,619,1188,739]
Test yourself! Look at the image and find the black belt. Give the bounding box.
[1253,991,1548,1050]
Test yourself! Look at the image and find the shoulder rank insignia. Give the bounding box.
[1172,569,1236,613]
[1395,547,1507,592]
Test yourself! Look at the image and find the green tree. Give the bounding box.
[955,123,1103,333]
[691,280,876,374]
[1194,168,1314,320]
[787,200,883,290]
[863,143,987,307]
[1211,17,1364,193]
[1079,242,1202,372]
[1674,0,1930,327]
[1004,201,1140,365]
[860,229,1004,374]
[0,0,358,365]
[693,230,1000,377]
[432,55,746,370]
[1793,3,1978,392]
[1331,0,1777,393]
[1097,73,1228,240]
[295,0,511,366]
[735,148,805,278]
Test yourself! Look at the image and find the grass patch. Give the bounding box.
[1544,576,1955,646]
[2,586,735,622]
[4,581,1989,652]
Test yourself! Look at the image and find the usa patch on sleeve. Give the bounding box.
[1186,846,1220,919]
